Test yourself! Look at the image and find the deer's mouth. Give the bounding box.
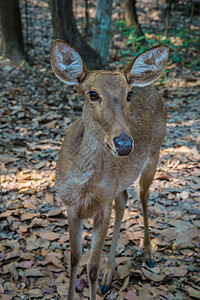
[106,143,118,157]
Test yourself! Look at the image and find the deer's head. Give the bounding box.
[51,40,168,157]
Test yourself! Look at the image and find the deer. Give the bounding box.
[51,40,169,299]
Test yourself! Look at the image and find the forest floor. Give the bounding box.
[0,0,200,299]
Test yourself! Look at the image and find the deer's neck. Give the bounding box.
[70,129,108,185]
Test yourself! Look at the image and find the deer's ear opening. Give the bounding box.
[123,45,169,87]
[51,40,87,86]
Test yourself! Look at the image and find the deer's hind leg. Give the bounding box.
[139,151,160,268]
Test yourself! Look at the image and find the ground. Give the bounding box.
[0,0,200,299]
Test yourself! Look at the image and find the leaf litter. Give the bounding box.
[0,0,200,299]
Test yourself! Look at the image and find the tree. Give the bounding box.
[84,0,89,34]
[0,0,25,65]
[164,0,173,36]
[124,0,144,37]
[92,0,113,66]
[49,0,102,70]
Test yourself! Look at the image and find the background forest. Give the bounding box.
[0,0,200,299]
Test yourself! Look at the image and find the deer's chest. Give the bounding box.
[67,181,116,219]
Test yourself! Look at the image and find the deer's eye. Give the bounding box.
[127,91,133,102]
[88,91,99,101]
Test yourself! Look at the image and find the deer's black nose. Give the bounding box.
[113,133,133,156]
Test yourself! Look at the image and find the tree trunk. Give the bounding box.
[0,0,25,65]
[188,0,194,31]
[84,0,89,34]
[164,0,173,36]
[49,0,102,70]
[93,0,113,66]
[124,0,144,37]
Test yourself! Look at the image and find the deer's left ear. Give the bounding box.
[123,45,169,87]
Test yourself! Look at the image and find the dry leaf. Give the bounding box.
[186,286,200,299]
[21,213,37,221]
[155,171,171,181]
[0,295,13,300]
[119,275,129,293]
[117,262,130,279]
[125,230,135,241]
[75,278,87,292]
[141,267,166,282]
[28,289,43,298]
[55,272,68,283]
[34,161,46,169]
[179,191,189,199]
[25,268,45,277]
[56,283,69,296]
[38,230,60,240]
[174,265,188,277]
[0,154,18,163]
[19,260,34,269]
[39,253,63,269]
[115,256,132,267]
[45,192,54,205]
[7,262,19,281]
[44,120,57,128]
[125,290,139,300]
[169,219,194,233]
[46,208,62,217]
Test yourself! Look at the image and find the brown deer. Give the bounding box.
[51,40,169,299]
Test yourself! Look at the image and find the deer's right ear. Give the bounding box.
[51,40,87,86]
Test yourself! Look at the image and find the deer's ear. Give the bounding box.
[51,40,87,86]
[123,45,169,87]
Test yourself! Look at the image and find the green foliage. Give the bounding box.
[115,21,200,70]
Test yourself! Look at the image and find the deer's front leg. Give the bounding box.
[101,190,128,295]
[87,203,112,300]
[67,211,83,300]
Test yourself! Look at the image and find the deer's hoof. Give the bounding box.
[100,284,110,295]
[145,258,155,268]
